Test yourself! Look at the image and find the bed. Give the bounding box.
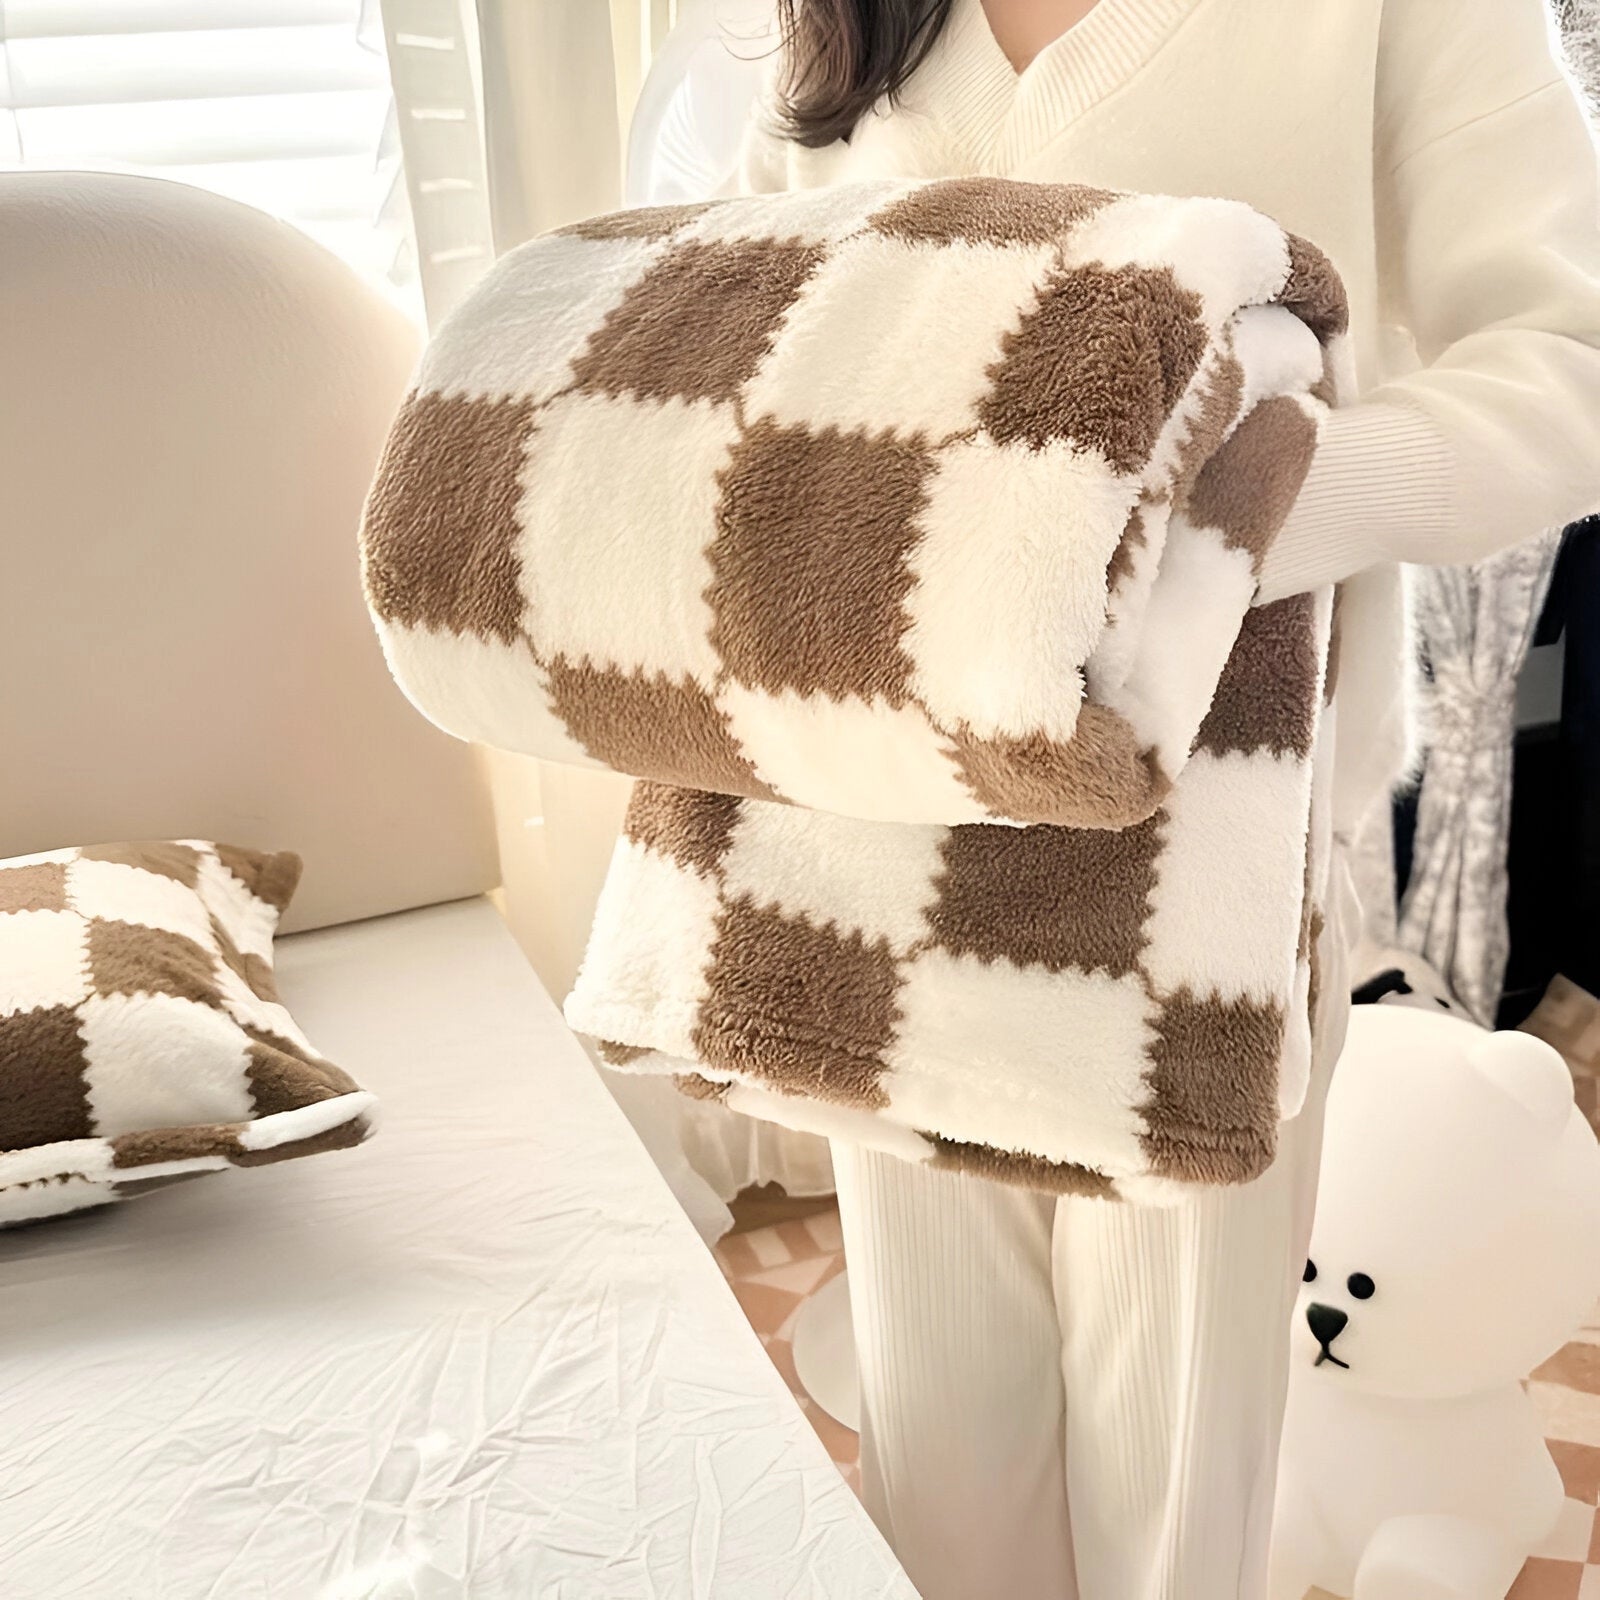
[0,171,910,1600]
[0,896,912,1598]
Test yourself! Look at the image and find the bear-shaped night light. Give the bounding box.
[1271,1006,1600,1600]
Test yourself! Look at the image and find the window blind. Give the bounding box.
[0,0,417,310]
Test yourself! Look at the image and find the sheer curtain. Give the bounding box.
[377,0,833,1227]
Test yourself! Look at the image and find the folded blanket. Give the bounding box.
[362,177,1352,1200]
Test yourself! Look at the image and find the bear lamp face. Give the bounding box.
[1293,1008,1600,1401]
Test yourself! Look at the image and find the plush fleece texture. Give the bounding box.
[362,176,1349,1198]
[0,841,374,1226]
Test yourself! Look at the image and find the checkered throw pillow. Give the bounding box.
[360,176,1353,1200]
[0,841,374,1226]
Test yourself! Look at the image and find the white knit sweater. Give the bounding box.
[736,0,1600,598]
[732,0,1600,828]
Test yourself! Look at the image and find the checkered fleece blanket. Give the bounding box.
[0,842,374,1226]
[363,177,1352,1200]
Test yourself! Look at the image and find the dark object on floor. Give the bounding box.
[1352,968,1454,1009]
[727,1181,839,1236]
[1349,945,1472,1017]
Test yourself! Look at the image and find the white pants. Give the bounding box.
[835,864,1357,1600]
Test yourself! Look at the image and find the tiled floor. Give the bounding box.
[715,976,1600,1597]
[1510,983,1600,1596]
[714,1207,861,1496]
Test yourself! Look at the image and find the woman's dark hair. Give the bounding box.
[774,0,958,148]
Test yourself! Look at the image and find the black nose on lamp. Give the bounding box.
[1306,1303,1348,1344]
[1306,1302,1350,1367]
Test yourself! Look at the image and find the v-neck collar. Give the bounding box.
[911,0,1205,172]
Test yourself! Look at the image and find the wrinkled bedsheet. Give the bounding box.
[0,896,913,1600]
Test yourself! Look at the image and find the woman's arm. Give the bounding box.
[1257,0,1600,602]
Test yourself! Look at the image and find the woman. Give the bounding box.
[727,2,1600,1597]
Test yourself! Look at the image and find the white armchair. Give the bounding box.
[1,170,498,921]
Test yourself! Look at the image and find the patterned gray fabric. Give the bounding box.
[1398,534,1563,1024]
[1554,0,1600,104]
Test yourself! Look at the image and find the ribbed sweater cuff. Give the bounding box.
[1255,400,1457,603]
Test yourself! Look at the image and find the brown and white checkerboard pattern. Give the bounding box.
[365,177,1344,829]
[363,176,1352,1201]
[0,841,373,1226]
[570,667,1331,1201]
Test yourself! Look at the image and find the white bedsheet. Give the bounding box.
[0,897,913,1600]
